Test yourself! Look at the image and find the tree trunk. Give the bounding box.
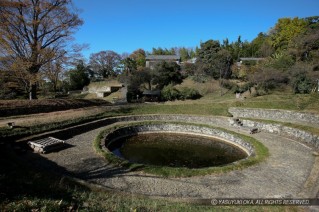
[29,83,37,100]
[53,82,57,94]
[28,64,40,100]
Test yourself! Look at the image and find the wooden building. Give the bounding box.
[145,55,181,69]
[142,90,161,102]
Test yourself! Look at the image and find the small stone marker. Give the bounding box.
[28,137,65,154]
[7,122,15,129]
[250,128,259,134]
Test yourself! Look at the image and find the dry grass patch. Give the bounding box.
[0,106,114,127]
[0,99,110,117]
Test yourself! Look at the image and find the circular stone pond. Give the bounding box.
[103,123,255,170]
[108,132,248,168]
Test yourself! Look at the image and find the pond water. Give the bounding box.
[108,133,248,168]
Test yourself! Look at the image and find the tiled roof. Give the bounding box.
[143,90,161,95]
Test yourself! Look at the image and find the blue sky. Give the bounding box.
[72,0,319,58]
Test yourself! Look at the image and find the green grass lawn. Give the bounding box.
[127,92,319,118]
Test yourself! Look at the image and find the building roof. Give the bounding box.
[143,90,161,95]
[146,55,180,60]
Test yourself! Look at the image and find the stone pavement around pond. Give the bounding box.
[24,116,318,199]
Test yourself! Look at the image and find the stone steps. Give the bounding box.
[230,118,259,134]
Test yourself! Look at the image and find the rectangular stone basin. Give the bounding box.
[28,137,65,154]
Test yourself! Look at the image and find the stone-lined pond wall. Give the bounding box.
[111,114,230,126]
[104,123,255,156]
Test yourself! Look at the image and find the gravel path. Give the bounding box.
[25,116,317,199]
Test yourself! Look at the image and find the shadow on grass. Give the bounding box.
[112,106,134,114]
[0,145,82,207]
[0,107,138,206]
[0,141,133,210]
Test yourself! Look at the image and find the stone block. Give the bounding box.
[28,137,65,154]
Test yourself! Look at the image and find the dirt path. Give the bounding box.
[0,105,127,127]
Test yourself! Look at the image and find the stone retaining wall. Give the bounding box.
[229,107,319,126]
[15,114,230,142]
[111,114,230,126]
[22,113,318,151]
[104,123,255,156]
[240,119,319,149]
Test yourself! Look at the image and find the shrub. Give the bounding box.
[192,75,208,83]
[293,73,313,94]
[181,63,196,76]
[161,84,180,101]
[152,61,183,89]
[161,85,201,101]
[265,53,295,71]
[233,85,244,94]
[179,87,201,100]
[248,68,289,95]
[221,80,237,90]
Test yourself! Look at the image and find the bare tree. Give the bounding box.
[1,57,38,94]
[89,50,121,78]
[0,0,83,99]
[42,59,63,93]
